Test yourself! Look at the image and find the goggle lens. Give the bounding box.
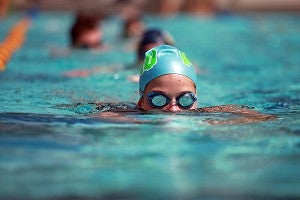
[151,94,168,108]
[178,93,196,108]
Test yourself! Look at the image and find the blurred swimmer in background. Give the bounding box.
[51,12,108,58]
[70,13,104,50]
[121,14,145,40]
[63,28,175,79]
[136,29,174,65]
[118,2,145,50]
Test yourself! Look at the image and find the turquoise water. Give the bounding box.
[1,11,300,199]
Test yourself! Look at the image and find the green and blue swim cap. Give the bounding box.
[139,45,197,91]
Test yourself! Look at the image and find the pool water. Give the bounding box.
[0,11,300,199]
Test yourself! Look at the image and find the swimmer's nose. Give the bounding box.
[164,101,180,112]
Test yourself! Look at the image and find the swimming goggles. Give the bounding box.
[140,90,197,109]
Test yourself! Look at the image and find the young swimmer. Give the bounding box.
[122,14,145,39]
[51,13,108,58]
[93,45,275,124]
[70,13,103,49]
[137,45,197,112]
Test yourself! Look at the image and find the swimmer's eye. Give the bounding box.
[178,93,197,108]
[150,94,168,108]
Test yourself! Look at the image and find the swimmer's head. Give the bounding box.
[70,13,103,49]
[137,29,174,62]
[122,14,145,39]
[139,45,197,92]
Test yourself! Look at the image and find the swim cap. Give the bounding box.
[139,45,197,91]
[137,29,174,61]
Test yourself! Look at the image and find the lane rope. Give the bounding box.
[0,17,31,71]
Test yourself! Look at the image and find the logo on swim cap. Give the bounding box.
[139,49,157,74]
[179,52,192,66]
[140,49,192,75]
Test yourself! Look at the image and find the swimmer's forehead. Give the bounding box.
[145,74,196,92]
